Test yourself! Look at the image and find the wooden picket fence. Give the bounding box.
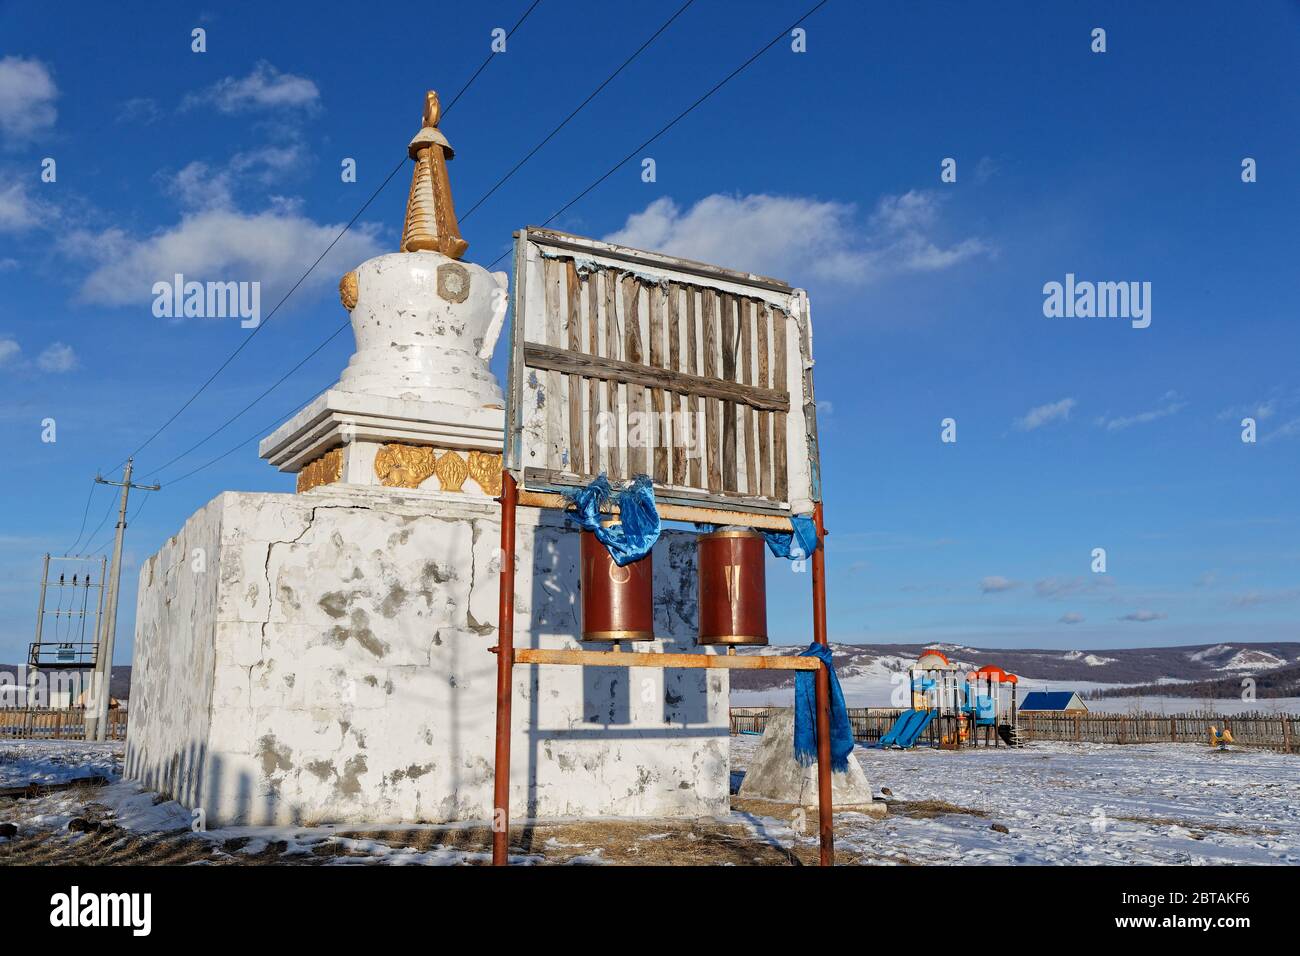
[1017,710,1298,753]
[730,707,1299,753]
[0,709,127,741]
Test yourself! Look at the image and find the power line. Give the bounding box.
[142,319,352,478]
[143,3,688,482]
[459,0,696,224]
[137,0,828,490]
[103,0,546,476]
[76,490,119,558]
[107,160,406,474]
[83,486,152,559]
[487,0,831,270]
[63,480,98,554]
[444,0,544,114]
[134,1,702,486]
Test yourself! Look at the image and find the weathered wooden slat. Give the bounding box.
[772,306,789,502]
[543,257,565,472]
[647,282,669,483]
[601,268,623,480]
[622,275,647,476]
[685,287,703,488]
[756,303,772,498]
[586,268,599,477]
[701,290,721,492]
[667,282,687,484]
[719,293,737,493]
[522,344,791,412]
[740,298,757,496]
[565,259,584,475]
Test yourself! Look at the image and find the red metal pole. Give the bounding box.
[811,502,834,867]
[491,470,518,866]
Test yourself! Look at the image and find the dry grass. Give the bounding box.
[336,817,819,866]
[1113,814,1280,837]
[884,799,988,820]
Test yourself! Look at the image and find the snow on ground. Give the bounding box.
[732,734,1300,865]
[0,738,120,788]
[3,737,1297,865]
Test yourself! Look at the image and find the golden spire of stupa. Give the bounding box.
[401,90,468,259]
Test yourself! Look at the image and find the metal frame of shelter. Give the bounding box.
[490,227,837,866]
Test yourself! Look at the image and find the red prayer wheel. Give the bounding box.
[580,524,654,642]
[697,528,768,646]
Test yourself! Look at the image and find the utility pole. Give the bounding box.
[86,458,159,742]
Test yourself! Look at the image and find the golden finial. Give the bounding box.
[401,89,469,259]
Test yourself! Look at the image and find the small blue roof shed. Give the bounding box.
[1019,691,1088,712]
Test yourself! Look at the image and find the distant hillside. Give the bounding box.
[0,664,131,702]
[730,642,1300,695]
[1086,663,1300,700]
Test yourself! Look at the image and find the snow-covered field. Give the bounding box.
[733,735,1300,865]
[2,737,1296,865]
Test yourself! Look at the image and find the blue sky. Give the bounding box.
[1,0,1297,664]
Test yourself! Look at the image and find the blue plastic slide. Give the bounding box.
[894,708,935,748]
[875,708,936,749]
[875,709,918,748]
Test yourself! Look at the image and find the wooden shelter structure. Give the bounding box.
[490,228,836,864]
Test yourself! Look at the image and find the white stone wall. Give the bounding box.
[126,485,728,827]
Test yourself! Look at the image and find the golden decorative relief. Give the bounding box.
[433,448,469,492]
[372,443,501,494]
[374,443,437,488]
[297,448,343,493]
[466,450,503,496]
[339,270,359,311]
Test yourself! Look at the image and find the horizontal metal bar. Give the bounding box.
[523,468,791,516]
[512,647,821,671]
[514,489,797,531]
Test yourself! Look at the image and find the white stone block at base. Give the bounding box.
[737,709,884,815]
[126,486,728,827]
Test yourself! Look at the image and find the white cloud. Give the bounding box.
[1096,391,1186,431]
[116,97,162,125]
[1264,417,1300,443]
[1058,612,1085,624]
[1034,575,1115,600]
[602,190,988,286]
[979,575,1019,593]
[1230,587,1300,608]
[0,336,19,366]
[183,62,320,114]
[165,144,304,209]
[0,181,47,232]
[1015,397,1076,431]
[0,56,58,144]
[68,202,384,308]
[1119,609,1165,622]
[36,341,76,372]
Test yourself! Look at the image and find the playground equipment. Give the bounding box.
[1209,725,1234,750]
[875,651,1022,749]
[965,664,1021,747]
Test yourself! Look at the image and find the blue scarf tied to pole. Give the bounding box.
[793,642,854,772]
[565,474,661,566]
